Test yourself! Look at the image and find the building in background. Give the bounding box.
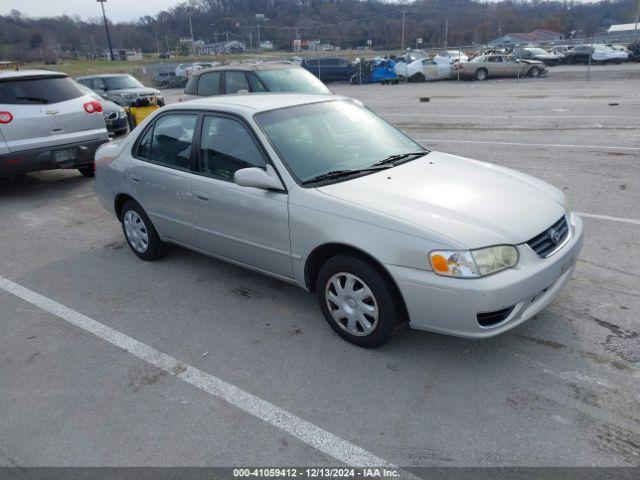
[607,23,640,38]
[489,29,563,47]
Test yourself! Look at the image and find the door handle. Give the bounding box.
[193,191,209,201]
[130,174,142,183]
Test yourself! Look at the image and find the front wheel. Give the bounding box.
[316,255,406,348]
[528,67,540,78]
[120,200,169,261]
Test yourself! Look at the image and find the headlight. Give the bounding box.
[118,109,127,119]
[429,245,518,278]
[563,195,571,213]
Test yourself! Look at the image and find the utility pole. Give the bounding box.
[444,21,448,49]
[634,0,640,40]
[401,10,406,51]
[155,32,160,57]
[96,0,114,61]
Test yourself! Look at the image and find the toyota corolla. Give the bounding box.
[94,94,583,347]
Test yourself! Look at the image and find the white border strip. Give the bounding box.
[576,212,640,226]
[387,113,640,120]
[416,138,640,151]
[0,276,404,471]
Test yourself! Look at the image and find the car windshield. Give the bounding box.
[255,100,427,184]
[103,75,144,90]
[470,55,487,63]
[255,68,330,94]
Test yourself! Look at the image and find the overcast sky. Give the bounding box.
[2,0,602,23]
[2,0,182,22]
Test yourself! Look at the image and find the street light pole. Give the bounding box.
[96,0,115,61]
[401,10,406,51]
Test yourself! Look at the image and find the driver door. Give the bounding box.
[189,114,292,278]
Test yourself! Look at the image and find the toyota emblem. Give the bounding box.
[549,228,561,244]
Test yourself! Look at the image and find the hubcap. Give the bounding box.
[325,272,379,337]
[123,210,149,253]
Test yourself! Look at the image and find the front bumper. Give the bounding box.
[0,137,109,178]
[388,213,584,338]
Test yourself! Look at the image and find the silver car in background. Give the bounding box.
[0,70,109,179]
[94,94,583,347]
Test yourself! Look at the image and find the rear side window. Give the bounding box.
[0,76,83,105]
[197,72,222,96]
[185,76,198,95]
[135,114,197,170]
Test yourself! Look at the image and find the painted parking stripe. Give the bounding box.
[576,212,640,226]
[0,276,419,473]
[416,138,640,151]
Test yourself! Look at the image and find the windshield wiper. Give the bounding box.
[372,151,428,167]
[301,166,390,185]
[15,96,48,104]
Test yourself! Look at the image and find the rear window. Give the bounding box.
[185,76,198,95]
[0,76,83,105]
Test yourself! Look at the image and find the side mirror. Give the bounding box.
[234,165,284,191]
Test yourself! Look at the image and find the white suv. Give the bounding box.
[0,70,109,179]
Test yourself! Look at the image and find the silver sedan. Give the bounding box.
[94,94,583,347]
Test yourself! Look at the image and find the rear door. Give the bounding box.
[127,112,198,246]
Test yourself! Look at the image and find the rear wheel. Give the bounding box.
[316,255,406,348]
[410,72,426,82]
[474,68,488,81]
[120,200,169,261]
[78,165,94,177]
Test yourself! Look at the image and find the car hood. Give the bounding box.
[520,59,546,65]
[110,87,160,96]
[316,152,565,249]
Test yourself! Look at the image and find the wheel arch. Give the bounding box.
[114,193,137,220]
[304,242,409,321]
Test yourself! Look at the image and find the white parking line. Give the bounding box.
[416,139,640,151]
[0,276,405,471]
[576,212,640,226]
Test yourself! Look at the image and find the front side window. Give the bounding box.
[225,71,250,94]
[136,114,196,169]
[197,72,222,96]
[198,116,265,180]
[255,100,425,184]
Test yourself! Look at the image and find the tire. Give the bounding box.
[316,254,406,348]
[474,68,488,81]
[78,165,95,177]
[410,72,426,82]
[528,67,540,78]
[120,200,169,261]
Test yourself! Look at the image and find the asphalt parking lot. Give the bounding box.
[1,64,639,470]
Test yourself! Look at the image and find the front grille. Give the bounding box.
[477,306,515,327]
[104,112,118,120]
[526,216,569,258]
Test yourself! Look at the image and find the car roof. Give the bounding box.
[193,63,300,76]
[76,73,133,80]
[0,69,67,80]
[169,93,347,114]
